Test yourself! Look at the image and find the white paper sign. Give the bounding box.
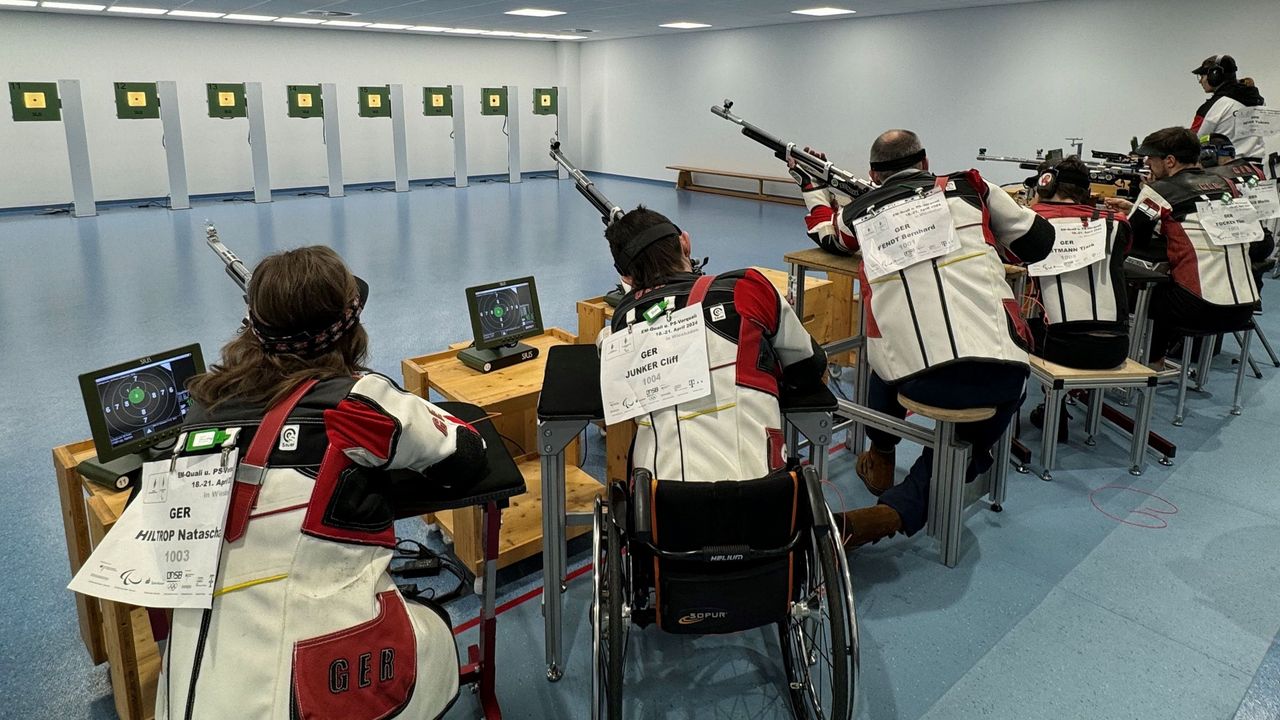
[853,189,961,280]
[1196,199,1264,246]
[1029,216,1108,277]
[600,304,712,424]
[68,451,237,609]
[1238,106,1280,138]
[1243,179,1280,220]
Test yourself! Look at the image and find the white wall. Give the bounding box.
[0,12,566,207]
[579,0,1280,188]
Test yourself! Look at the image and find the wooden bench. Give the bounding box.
[668,165,804,206]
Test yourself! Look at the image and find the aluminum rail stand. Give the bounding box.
[321,83,344,198]
[389,84,409,192]
[57,79,96,218]
[536,417,587,681]
[451,84,469,188]
[506,85,521,184]
[156,81,189,210]
[245,82,271,203]
[458,501,503,719]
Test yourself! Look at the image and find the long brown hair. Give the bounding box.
[189,246,369,410]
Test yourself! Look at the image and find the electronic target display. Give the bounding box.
[78,344,205,462]
[465,276,543,350]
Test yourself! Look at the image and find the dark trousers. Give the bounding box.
[1147,285,1255,363]
[866,362,1028,536]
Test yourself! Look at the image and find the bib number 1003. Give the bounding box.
[163,549,191,563]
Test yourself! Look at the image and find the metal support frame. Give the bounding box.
[786,411,833,480]
[244,82,271,204]
[1173,329,1253,424]
[537,418,590,682]
[321,83,344,198]
[389,84,409,192]
[457,500,503,719]
[57,79,96,218]
[1035,372,1158,480]
[1255,320,1280,367]
[451,84,469,188]
[506,84,521,184]
[155,81,189,210]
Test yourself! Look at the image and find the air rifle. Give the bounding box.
[205,221,250,299]
[976,148,1147,194]
[710,99,874,200]
[549,139,624,225]
[548,140,706,294]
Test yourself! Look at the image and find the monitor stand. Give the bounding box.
[76,439,177,490]
[458,341,539,374]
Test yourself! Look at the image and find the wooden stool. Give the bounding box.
[1029,356,1160,480]
[898,394,995,568]
[1172,323,1253,426]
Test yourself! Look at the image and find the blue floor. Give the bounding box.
[2,178,1278,719]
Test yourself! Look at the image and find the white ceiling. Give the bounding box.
[9,0,1054,41]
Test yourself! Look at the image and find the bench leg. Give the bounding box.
[1130,384,1155,476]
[1233,329,1253,416]
[1040,385,1063,481]
[1195,337,1215,392]
[1084,389,1103,446]
[1174,340,1194,426]
[987,420,1012,512]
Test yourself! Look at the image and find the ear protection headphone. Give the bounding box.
[1199,134,1236,167]
[1035,167,1061,199]
[1205,55,1237,87]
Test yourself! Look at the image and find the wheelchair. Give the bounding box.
[590,464,859,719]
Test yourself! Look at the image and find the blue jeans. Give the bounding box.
[865,362,1027,536]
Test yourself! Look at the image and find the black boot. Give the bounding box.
[1029,403,1070,442]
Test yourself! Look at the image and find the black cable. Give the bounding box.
[497,431,527,456]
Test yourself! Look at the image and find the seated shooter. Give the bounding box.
[159,246,488,720]
[599,206,827,481]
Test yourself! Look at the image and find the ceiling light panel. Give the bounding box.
[659,22,710,29]
[367,22,411,29]
[273,16,324,23]
[167,9,222,17]
[791,7,856,16]
[505,7,564,17]
[323,19,369,26]
[107,5,167,13]
[223,13,276,20]
[0,0,40,6]
[41,1,107,9]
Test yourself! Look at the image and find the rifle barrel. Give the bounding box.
[549,140,623,224]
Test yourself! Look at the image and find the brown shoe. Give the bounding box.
[856,447,896,496]
[840,504,903,548]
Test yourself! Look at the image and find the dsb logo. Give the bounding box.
[329,648,396,694]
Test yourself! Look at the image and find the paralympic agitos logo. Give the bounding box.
[677,608,729,625]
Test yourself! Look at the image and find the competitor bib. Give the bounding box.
[1238,106,1280,138]
[1196,198,1264,247]
[600,304,712,425]
[854,189,961,280]
[1029,216,1108,277]
[1243,179,1280,220]
[69,449,238,609]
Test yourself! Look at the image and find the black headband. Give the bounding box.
[249,277,369,358]
[869,149,927,173]
[612,222,681,275]
[1054,166,1092,188]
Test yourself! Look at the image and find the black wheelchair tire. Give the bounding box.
[602,506,625,720]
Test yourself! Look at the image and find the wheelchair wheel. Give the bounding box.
[591,497,626,720]
[779,509,858,720]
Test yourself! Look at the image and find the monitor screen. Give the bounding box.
[78,344,205,462]
[465,276,543,350]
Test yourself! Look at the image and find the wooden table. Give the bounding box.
[401,328,602,574]
[54,440,160,720]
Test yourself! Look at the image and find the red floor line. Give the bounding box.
[453,562,594,636]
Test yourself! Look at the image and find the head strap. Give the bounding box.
[612,222,681,275]
[869,149,927,173]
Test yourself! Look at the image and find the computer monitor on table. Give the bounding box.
[78,343,205,463]
[466,276,543,350]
